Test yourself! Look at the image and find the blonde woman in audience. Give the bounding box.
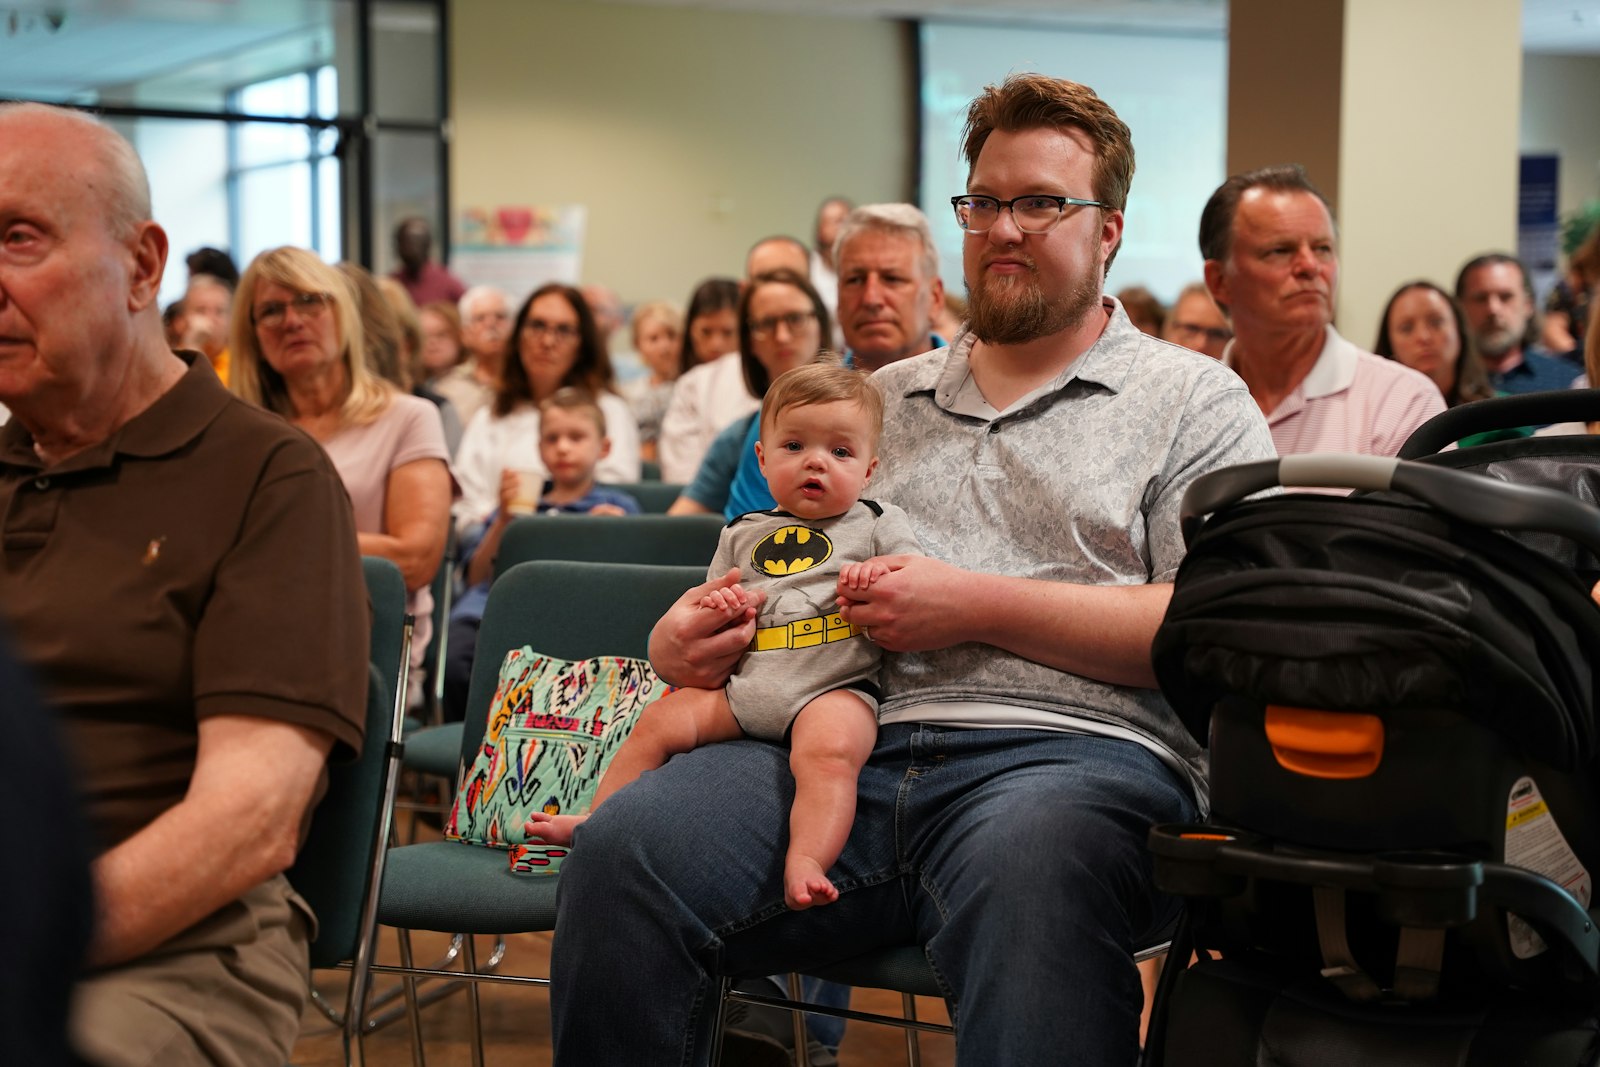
[621,299,685,464]
[231,247,452,682]
[453,284,640,528]
[658,276,747,481]
[341,262,465,456]
[376,275,425,372]
[419,300,466,383]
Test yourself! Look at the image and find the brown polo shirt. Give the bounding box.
[0,354,368,853]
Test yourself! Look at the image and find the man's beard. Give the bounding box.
[966,257,1102,346]
[1473,324,1519,358]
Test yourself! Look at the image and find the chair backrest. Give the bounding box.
[458,560,704,767]
[640,459,662,482]
[492,513,723,581]
[601,481,688,514]
[361,556,409,698]
[423,527,458,714]
[288,663,403,968]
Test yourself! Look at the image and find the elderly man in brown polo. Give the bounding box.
[0,102,368,1067]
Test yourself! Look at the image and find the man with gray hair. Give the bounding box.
[434,284,510,430]
[0,102,367,1066]
[834,203,946,372]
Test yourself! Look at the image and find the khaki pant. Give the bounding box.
[71,875,311,1067]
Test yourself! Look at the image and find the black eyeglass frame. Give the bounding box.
[949,194,1106,235]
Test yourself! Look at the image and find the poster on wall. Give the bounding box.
[450,205,586,298]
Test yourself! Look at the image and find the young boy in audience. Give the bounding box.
[528,362,922,910]
[458,388,640,589]
[443,390,641,720]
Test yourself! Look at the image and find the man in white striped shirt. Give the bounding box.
[1201,164,1443,457]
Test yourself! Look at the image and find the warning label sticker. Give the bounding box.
[1505,776,1591,959]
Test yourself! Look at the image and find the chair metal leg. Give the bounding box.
[785,973,809,1066]
[900,992,922,1066]
[709,975,733,1067]
[395,927,429,1067]
[364,933,467,1024]
[462,933,487,1067]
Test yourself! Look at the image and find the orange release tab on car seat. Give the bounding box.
[1263,706,1384,779]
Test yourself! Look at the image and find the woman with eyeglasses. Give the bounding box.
[452,283,640,530]
[669,268,834,519]
[230,246,453,668]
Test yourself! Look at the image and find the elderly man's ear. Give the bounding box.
[126,221,169,314]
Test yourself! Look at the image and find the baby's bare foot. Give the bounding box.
[525,811,586,846]
[784,855,840,910]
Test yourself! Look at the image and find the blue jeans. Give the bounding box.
[551,724,1195,1066]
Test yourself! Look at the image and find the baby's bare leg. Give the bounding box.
[525,686,742,844]
[783,691,879,910]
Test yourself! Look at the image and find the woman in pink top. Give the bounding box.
[230,247,452,682]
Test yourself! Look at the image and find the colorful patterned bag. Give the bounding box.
[445,648,670,875]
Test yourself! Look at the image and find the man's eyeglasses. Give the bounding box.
[253,291,332,328]
[523,318,580,340]
[950,194,1104,235]
[1168,321,1233,346]
[748,310,817,338]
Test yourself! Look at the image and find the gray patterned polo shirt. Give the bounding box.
[870,299,1276,802]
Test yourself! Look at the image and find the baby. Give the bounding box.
[528,361,922,909]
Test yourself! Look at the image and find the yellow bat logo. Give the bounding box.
[751,525,833,577]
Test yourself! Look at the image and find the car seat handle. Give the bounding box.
[1399,388,1600,459]
[1180,453,1600,555]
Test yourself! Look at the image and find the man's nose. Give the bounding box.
[986,205,1025,244]
[862,274,886,307]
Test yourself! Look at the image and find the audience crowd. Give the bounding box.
[4,65,1600,1066]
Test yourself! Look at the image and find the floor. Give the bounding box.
[290,810,956,1067]
[291,929,955,1067]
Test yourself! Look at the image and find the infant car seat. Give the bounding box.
[1145,393,1600,1067]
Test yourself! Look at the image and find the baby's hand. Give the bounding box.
[1592,579,1600,607]
[838,557,894,593]
[700,583,750,616]
[525,811,587,846]
[587,503,628,516]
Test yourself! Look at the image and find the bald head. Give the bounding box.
[0,103,151,241]
[0,103,174,452]
[746,236,811,282]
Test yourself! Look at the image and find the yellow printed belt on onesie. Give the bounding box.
[751,611,862,652]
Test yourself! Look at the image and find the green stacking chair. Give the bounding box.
[598,480,688,514]
[288,557,413,1066]
[492,511,723,580]
[361,556,408,700]
[403,513,723,784]
[368,560,703,1065]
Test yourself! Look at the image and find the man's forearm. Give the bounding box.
[837,557,1172,689]
[88,716,332,969]
[963,574,1171,689]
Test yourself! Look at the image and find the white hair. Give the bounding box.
[459,285,508,318]
[833,203,939,281]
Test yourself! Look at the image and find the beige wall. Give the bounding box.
[1522,53,1600,232]
[1337,0,1521,346]
[450,0,911,307]
[1225,0,1344,207]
